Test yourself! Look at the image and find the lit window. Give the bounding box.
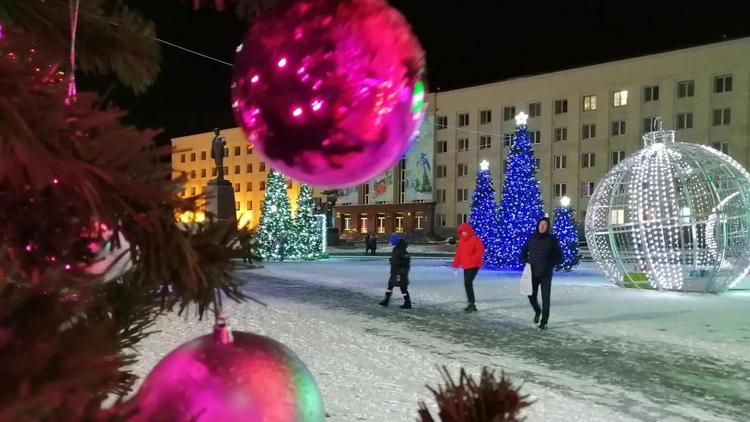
[583,95,597,111]
[613,90,628,107]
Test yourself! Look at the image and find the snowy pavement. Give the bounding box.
[133,259,750,421]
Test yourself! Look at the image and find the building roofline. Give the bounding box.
[432,36,750,95]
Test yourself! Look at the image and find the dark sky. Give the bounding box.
[82,0,750,143]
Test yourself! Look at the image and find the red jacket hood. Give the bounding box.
[457,223,476,238]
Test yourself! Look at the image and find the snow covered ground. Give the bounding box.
[133,259,750,421]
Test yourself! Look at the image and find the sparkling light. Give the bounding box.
[514,111,529,126]
[277,57,287,68]
[479,160,490,171]
[585,124,750,293]
[560,196,571,207]
[250,74,259,84]
[292,107,303,117]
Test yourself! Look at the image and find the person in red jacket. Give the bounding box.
[452,222,485,312]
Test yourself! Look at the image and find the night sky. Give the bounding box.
[82,0,750,144]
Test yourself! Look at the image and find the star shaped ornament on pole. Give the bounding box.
[515,111,528,126]
[480,160,490,171]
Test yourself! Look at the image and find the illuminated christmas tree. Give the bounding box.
[469,161,499,268]
[552,197,581,271]
[257,170,293,260]
[291,183,322,260]
[496,112,545,270]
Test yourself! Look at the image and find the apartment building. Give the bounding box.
[431,37,750,236]
[172,37,750,238]
[171,127,302,228]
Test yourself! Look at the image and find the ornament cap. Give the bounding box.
[213,315,234,345]
[642,117,675,146]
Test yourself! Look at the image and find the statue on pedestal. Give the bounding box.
[211,128,226,180]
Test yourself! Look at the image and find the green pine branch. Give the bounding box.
[0,0,160,93]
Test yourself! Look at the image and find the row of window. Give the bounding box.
[179,145,253,163]
[440,75,734,128]
[183,162,268,179]
[436,109,732,153]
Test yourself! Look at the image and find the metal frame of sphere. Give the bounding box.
[585,123,750,293]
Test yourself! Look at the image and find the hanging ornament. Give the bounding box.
[128,318,325,421]
[64,0,80,105]
[232,0,426,188]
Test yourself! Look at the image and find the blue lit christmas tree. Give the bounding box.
[552,198,581,271]
[496,112,545,270]
[469,160,500,268]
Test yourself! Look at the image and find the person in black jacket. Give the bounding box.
[364,234,372,255]
[379,239,412,309]
[521,217,562,330]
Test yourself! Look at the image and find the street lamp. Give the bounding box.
[560,196,571,207]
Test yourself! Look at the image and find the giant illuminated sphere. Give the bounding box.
[585,127,750,293]
[231,0,426,188]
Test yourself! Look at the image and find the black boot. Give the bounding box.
[400,294,412,309]
[533,313,541,324]
[539,323,547,330]
[464,304,477,313]
[379,291,392,307]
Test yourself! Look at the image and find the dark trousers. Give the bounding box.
[463,268,479,304]
[528,276,552,324]
[387,278,409,295]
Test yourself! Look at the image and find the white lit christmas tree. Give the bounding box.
[257,170,293,260]
[291,183,322,260]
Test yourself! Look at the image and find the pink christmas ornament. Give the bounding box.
[232,0,427,188]
[128,324,325,422]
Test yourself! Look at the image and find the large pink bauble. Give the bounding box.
[128,330,325,422]
[231,0,426,188]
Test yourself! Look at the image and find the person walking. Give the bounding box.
[369,235,378,255]
[521,217,562,330]
[452,222,484,312]
[379,239,412,309]
[364,234,372,255]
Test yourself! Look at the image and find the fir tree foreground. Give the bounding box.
[496,115,545,270]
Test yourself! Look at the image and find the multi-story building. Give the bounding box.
[171,127,302,228]
[172,37,750,239]
[431,37,750,236]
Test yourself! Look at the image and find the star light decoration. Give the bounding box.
[585,121,750,293]
[479,160,490,171]
[514,111,528,126]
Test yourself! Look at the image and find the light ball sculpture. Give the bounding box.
[585,124,750,293]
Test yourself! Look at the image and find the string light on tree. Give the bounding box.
[257,170,293,260]
[585,120,750,293]
[469,160,500,268]
[552,196,580,271]
[290,184,323,260]
[496,112,545,270]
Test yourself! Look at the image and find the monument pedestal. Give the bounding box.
[206,179,236,223]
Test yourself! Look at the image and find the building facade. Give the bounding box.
[431,37,750,236]
[172,37,750,239]
[171,127,302,228]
